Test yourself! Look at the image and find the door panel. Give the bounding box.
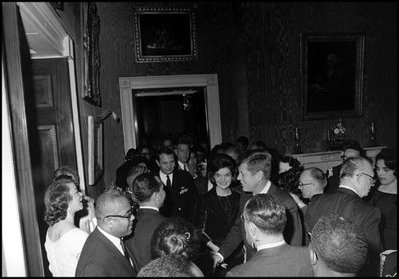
[29,58,77,277]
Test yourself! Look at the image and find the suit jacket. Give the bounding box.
[226,243,313,277]
[219,183,304,261]
[305,187,383,276]
[325,163,342,193]
[124,208,166,272]
[159,169,198,223]
[75,227,136,277]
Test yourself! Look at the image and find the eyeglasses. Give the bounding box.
[357,173,376,182]
[104,206,135,220]
[298,182,313,188]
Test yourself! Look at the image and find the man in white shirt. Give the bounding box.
[156,146,198,223]
[76,189,136,276]
[212,150,303,269]
[305,156,382,276]
[227,194,313,276]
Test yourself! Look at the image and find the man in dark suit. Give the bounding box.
[75,189,136,276]
[124,172,166,272]
[227,194,313,277]
[212,150,303,267]
[325,140,365,193]
[156,146,198,223]
[305,156,382,277]
[174,139,191,173]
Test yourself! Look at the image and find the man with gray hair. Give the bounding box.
[76,189,136,276]
[305,157,382,276]
[290,167,327,216]
[309,214,368,277]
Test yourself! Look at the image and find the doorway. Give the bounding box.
[119,74,222,152]
[134,87,208,146]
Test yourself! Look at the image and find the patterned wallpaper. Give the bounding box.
[239,2,397,154]
[66,2,396,195]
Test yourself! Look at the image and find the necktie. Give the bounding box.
[184,164,188,172]
[166,175,171,188]
[120,239,131,264]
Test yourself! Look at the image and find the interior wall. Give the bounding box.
[239,2,397,154]
[55,2,396,197]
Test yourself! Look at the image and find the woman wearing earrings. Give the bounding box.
[44,176,89,276]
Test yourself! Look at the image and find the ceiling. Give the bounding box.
[17,2,67,58]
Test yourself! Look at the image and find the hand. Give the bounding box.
[211,252,223,269]
[289,193,306,208]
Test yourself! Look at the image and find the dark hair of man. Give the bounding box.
[208,153,237,185]
[339,157,365,179]
[280,156,301,169]
[53,165,79,186]
[44,177,74,226]
[137,253,197,277]
[237,136,249,147]
[239,149,272,180]
[310,214,368,274]
[157,146,175,158]
[95,189,128,223]
[307,167,327,188]
[243,194,287,235]
[343,139,366,158]
[375,147,397,176]
[151,217,196,260]
[132,173,161,203]
[125,148,136,161]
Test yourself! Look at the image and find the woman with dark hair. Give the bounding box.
[44,177,89,276]
[277,156,303,197]
[369,148,397,250]
[195,153,243,276]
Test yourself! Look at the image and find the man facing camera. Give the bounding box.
[212,150,303,268]
[124,173,167,272]
[75,189,136,276]
[156,146,198,223]
[226,194,313,277]
[309,214,368,277]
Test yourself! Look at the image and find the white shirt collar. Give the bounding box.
[208,180,214,191]
[254,180,271,195]
[97,226,124,255]
[257,239,286,251]
[139,205,159,212]
[159,171,173,185]
[178,160,187,170]
[339,184,359,196]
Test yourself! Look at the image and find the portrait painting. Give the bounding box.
[301,33,365,120]
[134,8,197,62]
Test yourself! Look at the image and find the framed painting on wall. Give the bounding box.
[133,8,198,63]
[300,33,365,120]
[88,115,103,185]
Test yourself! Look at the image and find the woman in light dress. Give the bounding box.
[44,175,89,276]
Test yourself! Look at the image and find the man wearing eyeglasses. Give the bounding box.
[305,157,382,277]
[291,168,326,212]
[76,189,137,276]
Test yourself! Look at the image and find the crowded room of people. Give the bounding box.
[2,2,397,277]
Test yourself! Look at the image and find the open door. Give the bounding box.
[2,2,44,276]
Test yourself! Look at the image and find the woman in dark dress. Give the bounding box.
[369,148,397,251]
[195,153,243,276]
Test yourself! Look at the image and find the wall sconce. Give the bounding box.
[94,109,120,123]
